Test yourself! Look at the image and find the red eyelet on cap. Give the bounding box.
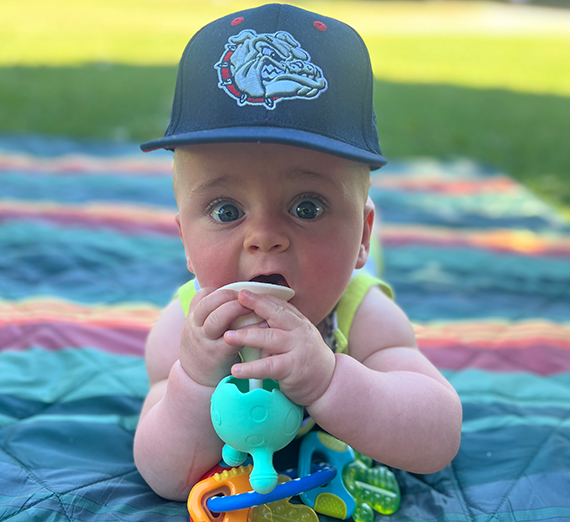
[313,21,327,31]
[231,17,244,26]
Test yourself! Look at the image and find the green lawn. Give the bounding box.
[1,0,569,216]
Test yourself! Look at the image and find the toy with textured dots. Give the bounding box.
[188,464,331,522]
[210,282,302,494]
[188,465,253,522]
[298,431,400,521]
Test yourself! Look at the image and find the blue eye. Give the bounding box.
[211,202,244,223]
[290,198,324,220]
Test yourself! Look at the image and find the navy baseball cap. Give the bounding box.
[140,3,387,169]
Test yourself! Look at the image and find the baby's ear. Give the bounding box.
[356,198,375,269]
[175,213,194,273]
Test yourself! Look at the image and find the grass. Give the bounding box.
[1,0,569,216]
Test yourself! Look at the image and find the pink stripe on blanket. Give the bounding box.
[0,152,172,176]
[0,201,178,235]
[371,175,519,194]
[414,320,570,351]
[0,298,160,329]
[0,322,148,356]
[422,344,570,375]
[381,225,570,257]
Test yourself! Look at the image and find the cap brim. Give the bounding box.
[140,127,387,170]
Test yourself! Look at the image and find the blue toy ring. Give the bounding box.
[207,464,336,512]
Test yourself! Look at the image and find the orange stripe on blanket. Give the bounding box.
[371,174,519,195]
[0,152,172,176]
[0,298,161,330]
[0,200,179,234]
[380,225,570,256]
[413,320,570,350]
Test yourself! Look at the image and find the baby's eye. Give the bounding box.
[210,201,244,223]
[290,197,324,220]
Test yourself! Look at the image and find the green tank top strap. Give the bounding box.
[333,273,393,355]
[176,279,198,317]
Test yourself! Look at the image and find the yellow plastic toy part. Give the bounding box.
[250,496,319,522]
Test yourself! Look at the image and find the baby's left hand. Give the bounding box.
[223,290,336,406]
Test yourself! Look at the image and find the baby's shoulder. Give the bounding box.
[348,284,417,363]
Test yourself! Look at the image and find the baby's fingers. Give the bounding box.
[232,352,293,383]
[191,289,251,338]
[191,288,236,325]
[224,325,284,354]
[237,291,302,330]
[202,300,253,339]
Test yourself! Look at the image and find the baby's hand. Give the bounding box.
[179,287,253,388]
[223,290,336,406]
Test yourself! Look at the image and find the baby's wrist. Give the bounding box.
[171,360,217,394]
[305,353,352,414]
[302,350,336,408]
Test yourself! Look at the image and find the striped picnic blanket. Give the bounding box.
[1,135,569,521]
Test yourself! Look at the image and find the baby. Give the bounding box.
[134,4,462,501]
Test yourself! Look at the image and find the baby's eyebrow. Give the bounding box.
[191,175,235,194]
[289,169,333,185]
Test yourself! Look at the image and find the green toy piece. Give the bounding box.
[343,452,401,521]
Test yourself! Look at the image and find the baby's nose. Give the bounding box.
[243,222,290,253]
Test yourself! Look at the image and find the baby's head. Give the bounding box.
[172,142,374,326]
[141,3,386,325]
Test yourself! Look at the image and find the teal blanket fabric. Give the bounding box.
[1,135,569,521]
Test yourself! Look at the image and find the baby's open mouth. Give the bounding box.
[250,273,289,287]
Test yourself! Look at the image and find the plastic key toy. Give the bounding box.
[298,431,400,520]
[210,282,302,494]
[188,464,325,522]
[207,464,336,512]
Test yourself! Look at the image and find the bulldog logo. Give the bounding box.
[215,29,328,109]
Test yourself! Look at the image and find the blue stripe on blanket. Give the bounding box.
[0,222,187,305]
[2,173,176,207]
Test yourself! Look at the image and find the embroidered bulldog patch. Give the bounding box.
[215,29,328,110]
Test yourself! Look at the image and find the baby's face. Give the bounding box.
[174,143,373,327]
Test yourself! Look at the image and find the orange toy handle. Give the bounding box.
[188,465,253,522]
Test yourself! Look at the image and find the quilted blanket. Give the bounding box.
[1,135,569,521]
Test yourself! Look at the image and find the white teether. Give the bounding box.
[220,281,295,389]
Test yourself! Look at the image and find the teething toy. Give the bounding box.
[207,464,336,512]
[188,465,253,522]
[298,431,401,521]
[210,282,301,494]
[189,464,325,522]
[298,431,356,518]
[343,453,401,520]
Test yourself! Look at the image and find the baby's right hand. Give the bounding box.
[178,287,252,388]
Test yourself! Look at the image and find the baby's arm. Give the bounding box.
[134,289,252,501]
[226,287,462,474]
[308,287,462,473]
